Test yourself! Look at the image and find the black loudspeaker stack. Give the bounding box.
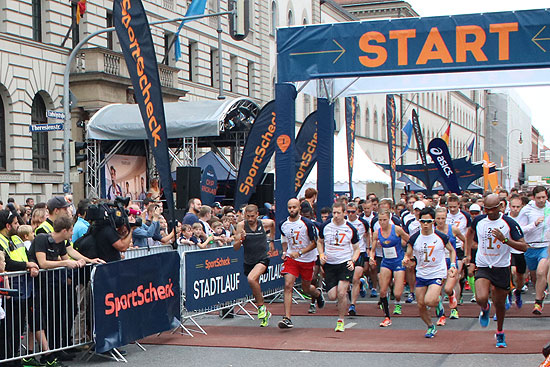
[176,166,202,209]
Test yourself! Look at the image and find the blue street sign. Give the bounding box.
[277,9,550,82]
[29,123,64,132]
[46,110,66,120]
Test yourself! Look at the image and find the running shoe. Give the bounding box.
[393,304,402,315]
[449,290,458,309]
[522,284,528,293]
[479,301,491,328]
[22,357,46,367]
[308,303,317,314]
[379,317,392,327]
[360,277,367,298]
[406,292,415,303]
[515,290,523,309]
[470,296,477,303]
[495,332,507,348]
[507,292,513,306]
[533,303,543,315]
[348,304,357,316]
[425,325,437,338]
[44,359,65,367]
[464,282,471,291]
[370,288,378,298]
[493,314,497,321]
[505,294,511,310]
[316,288,325,309]
[458,296,463,305]
[436,297,444,318]
[260,310,271,327]
[278,317,293,329]
[449,308,459,319]
[335,320,345,332]
[436,315,446,326]
[257,305,267,320]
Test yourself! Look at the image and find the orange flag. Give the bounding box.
[76,0,86,24]
[442,123,451,145]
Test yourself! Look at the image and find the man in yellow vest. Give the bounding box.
[35,196,72,235]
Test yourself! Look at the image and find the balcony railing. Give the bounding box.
[71,47,178,88]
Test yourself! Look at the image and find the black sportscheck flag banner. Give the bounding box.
[234,101,277,208]
[345,97,357,197]
[428,138,462,194]
[113,0,175,226]
[412,109,431,193]
[386,95,397,202]
[294,111,317,195]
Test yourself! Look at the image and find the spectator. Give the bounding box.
[182,198,202,225]
[131,204,162,248]
[198,206,214,236]
[26,197,35,208]
[72,199,90,243]
[0,251,7,362]
[212,202,223,218]
[18,225,34,251]
[211,221,227,246]
[35,196,72,235]
[30,207,48,232]
[177,224,195,246]
[148,178,161,201]
[191,222,214,248]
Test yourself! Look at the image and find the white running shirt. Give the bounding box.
[409,231,449,279]
[280,216,317,263]
[319,220,359,264]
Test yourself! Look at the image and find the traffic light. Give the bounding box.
[70,141,87,167]
[229,0,249,41]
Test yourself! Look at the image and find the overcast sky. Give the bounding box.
[405,0,550,146]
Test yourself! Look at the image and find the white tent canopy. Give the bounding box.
[298,130,391,198]
[87,97,254,140]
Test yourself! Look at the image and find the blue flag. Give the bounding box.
[399,118,413,159]
[467,136,475,160]
[175,0,207,61]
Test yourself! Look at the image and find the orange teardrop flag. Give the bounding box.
[277,134,290,153]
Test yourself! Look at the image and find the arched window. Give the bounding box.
[287,9,294,26]
[0,95,6,169]
[270,1,277,36]
[365,107,370,138]
[304,95,311,116]
[355,105,361,137]
[381,112,386,142]
[32,93,49,171]
[334,100,340,131]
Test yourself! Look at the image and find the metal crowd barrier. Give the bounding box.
[123,244,174,259]
[0,265,94,364]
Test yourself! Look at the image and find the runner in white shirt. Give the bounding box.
[346,202,370,316]
[318,202,360,332]
[508,195,527,308]
[278,199,324,329]
[446,195,471,303]
[471,194,527,348]
[403,207,457,339]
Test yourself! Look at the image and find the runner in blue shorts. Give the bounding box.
[404,207,457,339]
[370,209,409,327]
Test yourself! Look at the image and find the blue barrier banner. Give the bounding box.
[234,101,277,208]
[200,164,217,206]
[184,241,284,312]
[113,0,175,229]
[277,9,550,82]
[294,111,317,195]
[428,138,462,194]
[93,252,181,353]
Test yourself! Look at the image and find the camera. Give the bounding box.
[87,196,133,232]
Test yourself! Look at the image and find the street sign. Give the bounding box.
[277,9,550,82]
[46,110,66,120]
[29,123,64,132]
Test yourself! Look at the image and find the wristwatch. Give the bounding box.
[298,250,303,257]
[503,238,509,244]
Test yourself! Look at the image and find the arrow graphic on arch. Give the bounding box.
[290,40,346,63]
[532,26,550,52]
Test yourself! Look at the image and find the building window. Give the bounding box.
[229,55,237,92]
[210,48,219,88]
[163,31,175,66]
[355,105,361,137]
[247,61,255,97]
[334,100,340,131]
[31,93,48,171]
[270,1,277,36]
[0,96,6,170]
[32,0,42,42]
[287,9,293,26]
[188,41,197,82]
[365,107,370,138]
[382,113,386,142]
[71,1,80,49]
[373,110,378,140]
[106,11,114,50]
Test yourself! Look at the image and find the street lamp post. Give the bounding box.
[507,129,523,190]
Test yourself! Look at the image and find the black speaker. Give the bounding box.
[252,184,274,207]
[176,166,202,209]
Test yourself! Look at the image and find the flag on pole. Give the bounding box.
[467,136,475,160]
[442,122,451,145]
[175,0,208,61]
[399,118,413,159]
[76,0,86,24]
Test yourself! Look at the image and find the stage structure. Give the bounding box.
[85,97,258,198]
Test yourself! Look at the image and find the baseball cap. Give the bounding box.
[469,203,481,212]
[47,196,71,212]
[213,202,222,209]
[413,201,426,211]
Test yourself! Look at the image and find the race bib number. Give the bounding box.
[383,246,397,259]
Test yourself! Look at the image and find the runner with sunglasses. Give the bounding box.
[470,194,527,348]
[370,209,409,327]
[403,207,457,338]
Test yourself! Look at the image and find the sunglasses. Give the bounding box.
[347,210,356,214]
[419,219,434,224]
